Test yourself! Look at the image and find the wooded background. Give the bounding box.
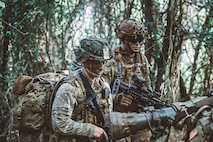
[0,0,212,140]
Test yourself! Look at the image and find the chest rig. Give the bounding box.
[68,70,111,127]
[54,70,111,142]
[114,46,147,83]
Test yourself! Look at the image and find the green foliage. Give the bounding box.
[0,0,213,141]
[0,1,212,140]
[0,1,4,17]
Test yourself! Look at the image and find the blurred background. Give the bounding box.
[0,0,212,140]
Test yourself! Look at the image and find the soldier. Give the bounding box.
[103,18,153,142]
[51,36,114,142]
[166,89,213,142]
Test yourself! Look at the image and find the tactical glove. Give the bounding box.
[115,93,133,107]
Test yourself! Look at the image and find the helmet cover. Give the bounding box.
[115,18,150,40]
[74,36,114,62]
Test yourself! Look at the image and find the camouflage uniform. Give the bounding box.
[104,46,152,112]
[156,95,213,142]
[51,36,114,142]
[51,70,113,142]
[103,19,152,142]
[170,96,213,142]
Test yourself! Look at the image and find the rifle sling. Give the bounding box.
[79,70,96,101]
[175,96,213,123]
[111,60,122,94]
[116,60,122,79]
[78,71,112,142]
[78,70,105,123]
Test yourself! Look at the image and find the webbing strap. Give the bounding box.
[78,70,112,142]
[195,96,213,108]
[78,70,104,124]
[116,60,122,79]
[175,96,213,124]
[78,70,96,101]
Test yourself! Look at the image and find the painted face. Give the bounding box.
[83,59,106,78]
[126,36,143,53]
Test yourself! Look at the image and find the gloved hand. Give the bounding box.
[115,93,133,107]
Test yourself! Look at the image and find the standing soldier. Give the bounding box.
[103,18,153,142]
[51,36,114,142]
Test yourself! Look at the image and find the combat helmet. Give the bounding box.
[115,18,150,40]
[74,36,114,63]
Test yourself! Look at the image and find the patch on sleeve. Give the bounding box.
[189,126,198,141]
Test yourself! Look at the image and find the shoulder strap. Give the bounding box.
[69,73,86,121]
[78,70,112,141]
[47,76,68,131]
[116,60,122,79]
[114,46,122,79]
[78,71,104,123]
[78,70,96,100]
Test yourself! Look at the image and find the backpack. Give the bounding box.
[12,72,69,132]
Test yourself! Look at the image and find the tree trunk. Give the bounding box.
[142,0,155,62]
[0,1,11,92]
[156,0,184,102]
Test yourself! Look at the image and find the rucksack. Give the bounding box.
[12,72,69,132]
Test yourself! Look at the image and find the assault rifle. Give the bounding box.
[112,74,170,109]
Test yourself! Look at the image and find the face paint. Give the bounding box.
[83,59,106,78]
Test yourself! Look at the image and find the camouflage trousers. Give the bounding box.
[115,130,152,142]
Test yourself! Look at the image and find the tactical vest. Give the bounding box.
[54,70,112,142]
[113,46,149,84]
[103,46,152,113]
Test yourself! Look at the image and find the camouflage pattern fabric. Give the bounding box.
[178,106,213,142]
[74,36,114,63]
[156,97,213,142]
[13,73,67,130]
[115,19,150,40]
[103,46,152,142]
[104,45,151,90]
[13,72,68,142]
[51,70,113,142]
[103,45,152,112]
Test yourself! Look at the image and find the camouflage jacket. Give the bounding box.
[103,45,152,112]
[51,69,113,142]
[103,45,151,89]
[156,96,213,142]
